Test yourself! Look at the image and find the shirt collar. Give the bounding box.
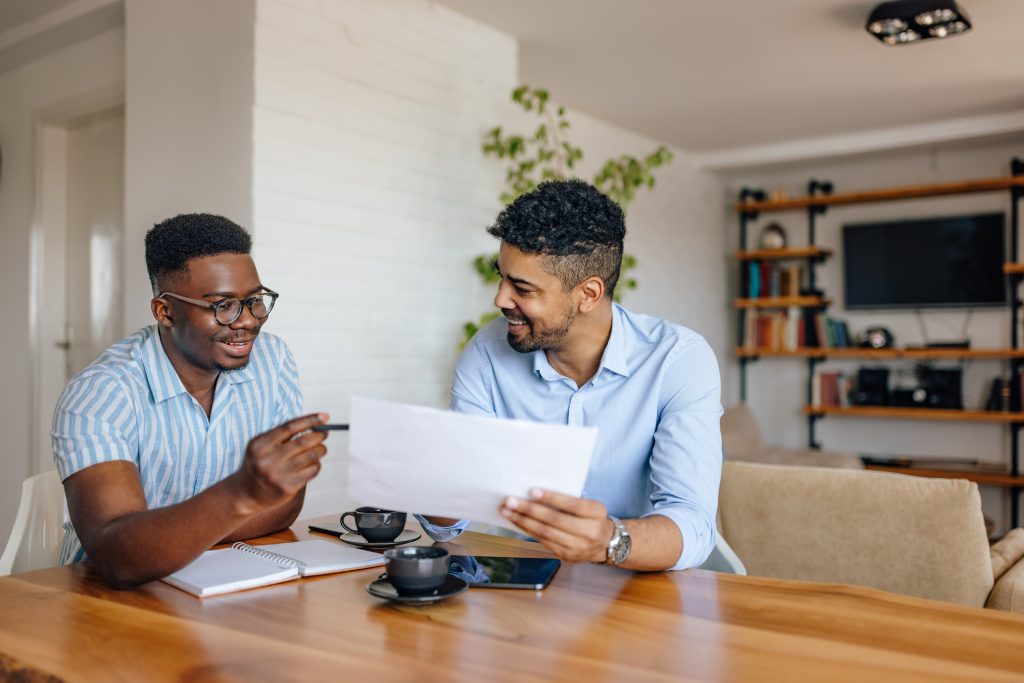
[137,326,257,403]
[531,303,632,383]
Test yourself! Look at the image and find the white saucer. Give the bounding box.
[339,529,421,548]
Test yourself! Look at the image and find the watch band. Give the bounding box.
[605,515,631,566]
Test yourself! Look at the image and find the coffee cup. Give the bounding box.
[340,507,407,543]
[383,546,450,595]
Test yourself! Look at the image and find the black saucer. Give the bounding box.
[340,529,421,548]
[366,574,468,604]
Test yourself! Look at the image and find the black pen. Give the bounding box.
[312,423,350,432]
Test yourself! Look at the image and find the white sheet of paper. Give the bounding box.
[347,396,598,531]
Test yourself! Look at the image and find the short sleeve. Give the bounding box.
[51,370,138,481]
[274,340,304,424]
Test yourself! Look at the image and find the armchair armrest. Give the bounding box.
[987,528,1024,612]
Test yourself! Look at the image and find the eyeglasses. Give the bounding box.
[158,290,279,325]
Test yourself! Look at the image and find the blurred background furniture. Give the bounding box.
[718,462,1024,611]
[0,470,65,576]
[722,404,862,469]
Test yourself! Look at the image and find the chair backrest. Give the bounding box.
[0,470,66,575]
[720,404,765,459]
[718,461,994,607]
[700,533,748,575]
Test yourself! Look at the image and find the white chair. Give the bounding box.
[0,470,66,575]
[699,533,747,575]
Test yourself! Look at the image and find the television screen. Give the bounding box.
[843,213,1006,309]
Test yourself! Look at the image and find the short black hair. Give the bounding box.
[488,179,625,298]
[145,213,252,292]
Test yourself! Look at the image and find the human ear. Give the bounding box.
[151,297,174,328]
[577,276,605,313]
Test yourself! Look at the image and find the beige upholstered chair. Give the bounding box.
[718,461,1024,612]
[721,404,863,469]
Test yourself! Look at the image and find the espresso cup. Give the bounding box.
[384,546,450,595]
[340,507,407,543]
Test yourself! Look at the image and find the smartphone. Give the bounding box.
[447,554,561,590]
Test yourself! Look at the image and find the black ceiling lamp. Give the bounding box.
[866,0,972,45]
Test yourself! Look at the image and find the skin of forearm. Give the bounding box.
[220,488,305,543]
[82,476,260,589]
[615,514,683,571]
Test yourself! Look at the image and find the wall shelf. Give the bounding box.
[735,246,832,261]
[734,296,828,309]
[737,176,1024,214]
[1004,263,1024,275]
[803,405,1024,424]
[863,465,1024,488]
[735,348,1024,360]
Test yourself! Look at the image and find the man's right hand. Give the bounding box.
[230,413,330,515]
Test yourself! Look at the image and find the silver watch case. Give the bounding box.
[606,515,632,565]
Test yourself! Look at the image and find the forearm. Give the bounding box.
[616,514,683,572]
[221,488,305,543]
[82,476,252,589]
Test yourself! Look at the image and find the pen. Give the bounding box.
[312,423,350,432]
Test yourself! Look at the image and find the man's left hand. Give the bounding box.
[500,488,612,563]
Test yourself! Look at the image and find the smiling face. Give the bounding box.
[494,242,578,354]
[154,253,267,373]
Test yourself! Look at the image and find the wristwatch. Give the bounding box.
[605,515,631,566]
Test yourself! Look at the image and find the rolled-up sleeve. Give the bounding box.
[644,337,723,570]
[52,370,137,481]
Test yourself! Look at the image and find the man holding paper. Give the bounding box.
[52,214,329,588]
[421,180,722,571]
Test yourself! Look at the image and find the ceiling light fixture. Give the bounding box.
[866,0,972,45]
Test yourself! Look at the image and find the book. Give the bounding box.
[162,539,385,598]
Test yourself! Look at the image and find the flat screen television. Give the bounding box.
[843,213,1006,309]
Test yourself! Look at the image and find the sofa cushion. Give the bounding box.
[719,462,994,607]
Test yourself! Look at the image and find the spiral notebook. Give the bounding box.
[162,539,385,597]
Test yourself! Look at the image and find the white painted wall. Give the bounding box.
[724,138,1024,531]
[251,0,728,517]
[0,28,123,545]
[123,0,256,330]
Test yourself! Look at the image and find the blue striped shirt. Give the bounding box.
[420,304,722,570]
[51,326,303,564]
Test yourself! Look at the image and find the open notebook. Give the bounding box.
[162,539,385,598]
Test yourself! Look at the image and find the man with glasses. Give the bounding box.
[52,213,329,588]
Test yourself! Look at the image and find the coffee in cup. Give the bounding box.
[384,546,450,595]
[340,507,407,543]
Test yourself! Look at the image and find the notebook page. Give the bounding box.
[162,547,299,598]
[267,540,385,577]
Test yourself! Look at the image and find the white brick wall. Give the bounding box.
[252,0,519,515]
[251,0,729,517]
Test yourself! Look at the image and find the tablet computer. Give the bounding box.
[447,554,561,590]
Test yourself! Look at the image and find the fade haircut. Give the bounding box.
[145,213,252,293]
[488,179,625,298]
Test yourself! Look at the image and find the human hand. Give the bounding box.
[500,488,613,563]
[231,413,329,515]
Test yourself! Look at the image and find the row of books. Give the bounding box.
[812,371,853,408]
[739,309,854,351]
[741,261,804,299]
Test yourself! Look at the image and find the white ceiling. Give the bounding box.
[437,0,1024,154]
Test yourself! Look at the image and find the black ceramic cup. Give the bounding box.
[340,507,407,543]
[383,546,450,595]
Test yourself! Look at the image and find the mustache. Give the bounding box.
[214,330,260,343]
[501,308,529,322]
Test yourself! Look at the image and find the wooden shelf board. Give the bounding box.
[1004,263,1024,275]
[734,296,828,309]
[735,247,833,261]
[735,347,1024,360]
[803,405,1024,423]
[864,465,1024,488]
[736,176,1024,214]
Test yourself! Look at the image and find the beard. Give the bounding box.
[506,304,575,353]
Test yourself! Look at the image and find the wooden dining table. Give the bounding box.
[2,515,1024,683]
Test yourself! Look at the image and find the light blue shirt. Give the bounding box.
[419,304,723,570]
[51,325,303,564]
